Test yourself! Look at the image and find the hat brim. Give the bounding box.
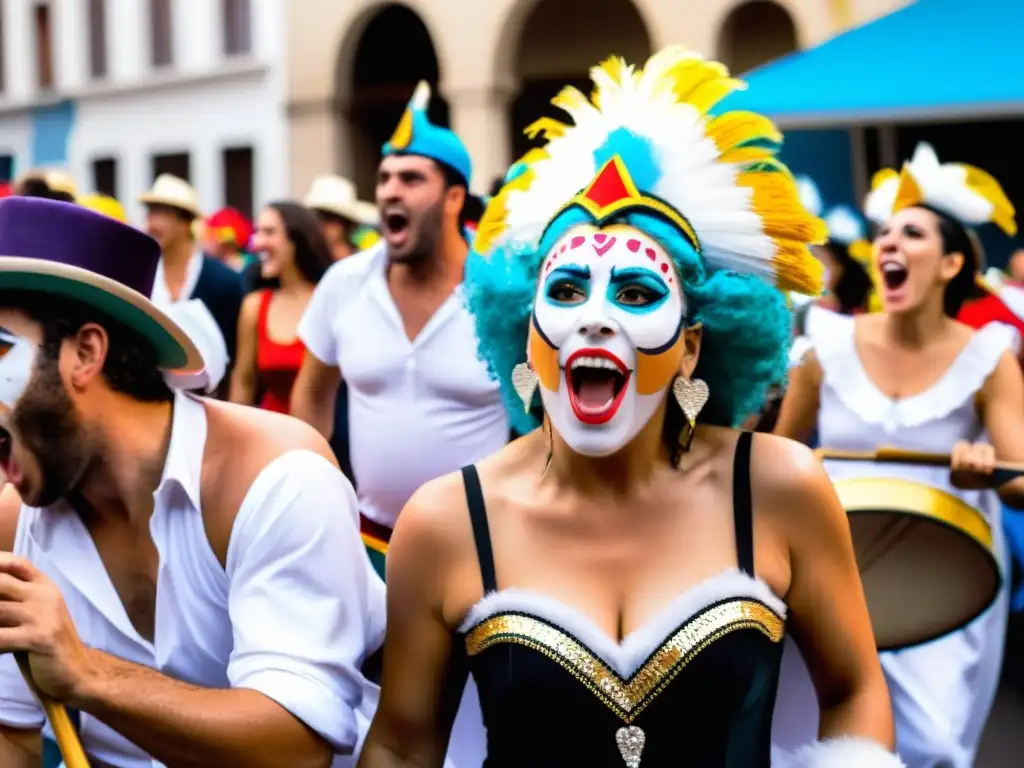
[140,194,202,219]
[307,199,380,227]
[0,257,204,373]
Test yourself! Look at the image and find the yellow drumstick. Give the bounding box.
[14,652,90,768]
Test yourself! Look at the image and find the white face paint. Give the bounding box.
[530,224,687,457]
[0,330,35,410]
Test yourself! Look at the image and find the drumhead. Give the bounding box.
[834,477,1002,651]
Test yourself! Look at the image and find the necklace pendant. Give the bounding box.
[615,725,645,767]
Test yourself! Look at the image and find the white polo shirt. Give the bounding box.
[0,392,386,767]
[298,244,509,529]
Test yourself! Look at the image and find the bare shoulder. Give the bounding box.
[390,433,542,618]
[748,433,841,523]
[394,430,542,550]
[239,290,263,319]
[0,484,22,552]
[199,398,342,562]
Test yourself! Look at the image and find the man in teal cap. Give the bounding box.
[292,80,509,581]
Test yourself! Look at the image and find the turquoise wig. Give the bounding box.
[465,208,792,436]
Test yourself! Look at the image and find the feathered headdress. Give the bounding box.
[864,142,1016,235]
[475,46,827,295]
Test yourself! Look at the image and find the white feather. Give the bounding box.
[864,142,996,226]
[495,49,811,283]
[824,206,865,245]
[776,738,905,768]
[796,176,824,217]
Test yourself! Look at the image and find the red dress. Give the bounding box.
[256,289,306,413]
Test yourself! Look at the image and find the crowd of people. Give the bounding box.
[0,44,1021,767]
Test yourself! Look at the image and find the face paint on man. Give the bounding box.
[0,329,35,409]
[0,324,93,507]
[529,224,687,457]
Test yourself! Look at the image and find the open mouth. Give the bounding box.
[565,349,631,425]
[879,259,909,290]
[382,209,410,247]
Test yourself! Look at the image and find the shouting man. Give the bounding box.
[0,197,383,767]
[290,82,509,577]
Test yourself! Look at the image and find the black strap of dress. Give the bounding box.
[732,431,755,576]
[462,465,498,594]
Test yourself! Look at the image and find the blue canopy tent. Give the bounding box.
[720,0,1024,128]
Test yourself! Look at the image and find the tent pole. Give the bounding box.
[849,126,868,204]
[879,124,899,168]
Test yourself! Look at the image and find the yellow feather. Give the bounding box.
[523,117,567,141]
[718,146,775,165]
[892,165,924,213]
[959,164,1018,236]
[474,160,538,256]
[685,77,746,116]
[870,168,898,190]
[706,112,782,154]
[551,85,590,114]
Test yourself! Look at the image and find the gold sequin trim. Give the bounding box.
[465,600,784,723]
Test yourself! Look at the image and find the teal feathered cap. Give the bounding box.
[382,81,472,186]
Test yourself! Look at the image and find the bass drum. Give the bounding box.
[834,476,1001,651]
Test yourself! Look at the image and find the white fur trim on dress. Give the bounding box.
[458,569,786,679]
[776,738,905,768]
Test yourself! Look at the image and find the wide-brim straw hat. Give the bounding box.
[139,173,202,219]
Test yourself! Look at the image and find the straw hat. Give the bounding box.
[304,175,379,227]
[140,174,202,219]
[0,197,203,373]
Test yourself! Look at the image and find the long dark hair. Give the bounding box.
[828,242,873,314]
[260,201,333,287]
[916,204,978,317]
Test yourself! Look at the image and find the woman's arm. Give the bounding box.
[358,481,468,768]
[755,437,895,748]
[975,350,1024,508]
[773,351,822,444]
[229,292,262,405]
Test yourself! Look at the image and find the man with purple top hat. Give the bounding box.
[0,197,385,767]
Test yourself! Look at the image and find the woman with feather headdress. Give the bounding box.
[775,142,1024,767]
[358,47,900,768]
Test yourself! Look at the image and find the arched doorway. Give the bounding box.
[718,1,798,74]
[508,0,651,188]
[342,4,449,197]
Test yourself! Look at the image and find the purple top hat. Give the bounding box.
[0,196,203,372]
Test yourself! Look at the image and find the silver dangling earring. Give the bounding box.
[511,362,539,413]
[672,376,710,452]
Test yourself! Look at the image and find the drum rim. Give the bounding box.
[834,477,1002,651]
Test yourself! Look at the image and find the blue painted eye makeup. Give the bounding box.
[544,265,591,306]
[608,267,670,313]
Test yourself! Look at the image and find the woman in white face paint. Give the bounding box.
[359,48,901,768]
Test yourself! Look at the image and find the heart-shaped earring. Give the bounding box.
[672,376,709,424]
[672,376,709,453]
[511,362,539,413]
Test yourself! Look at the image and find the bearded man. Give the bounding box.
[0,197,384,768]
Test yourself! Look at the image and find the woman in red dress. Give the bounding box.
[230,201,332,412]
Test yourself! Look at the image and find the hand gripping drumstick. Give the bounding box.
[14,652,90,768]
[815,447,1024,487]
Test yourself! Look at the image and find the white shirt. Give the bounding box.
[0,392,386,767]
[150,251,204,309]
[298,245,509,528]
[150,253,230,391]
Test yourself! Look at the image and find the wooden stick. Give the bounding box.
[815,447,1024,484]
[14,653,90,768]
